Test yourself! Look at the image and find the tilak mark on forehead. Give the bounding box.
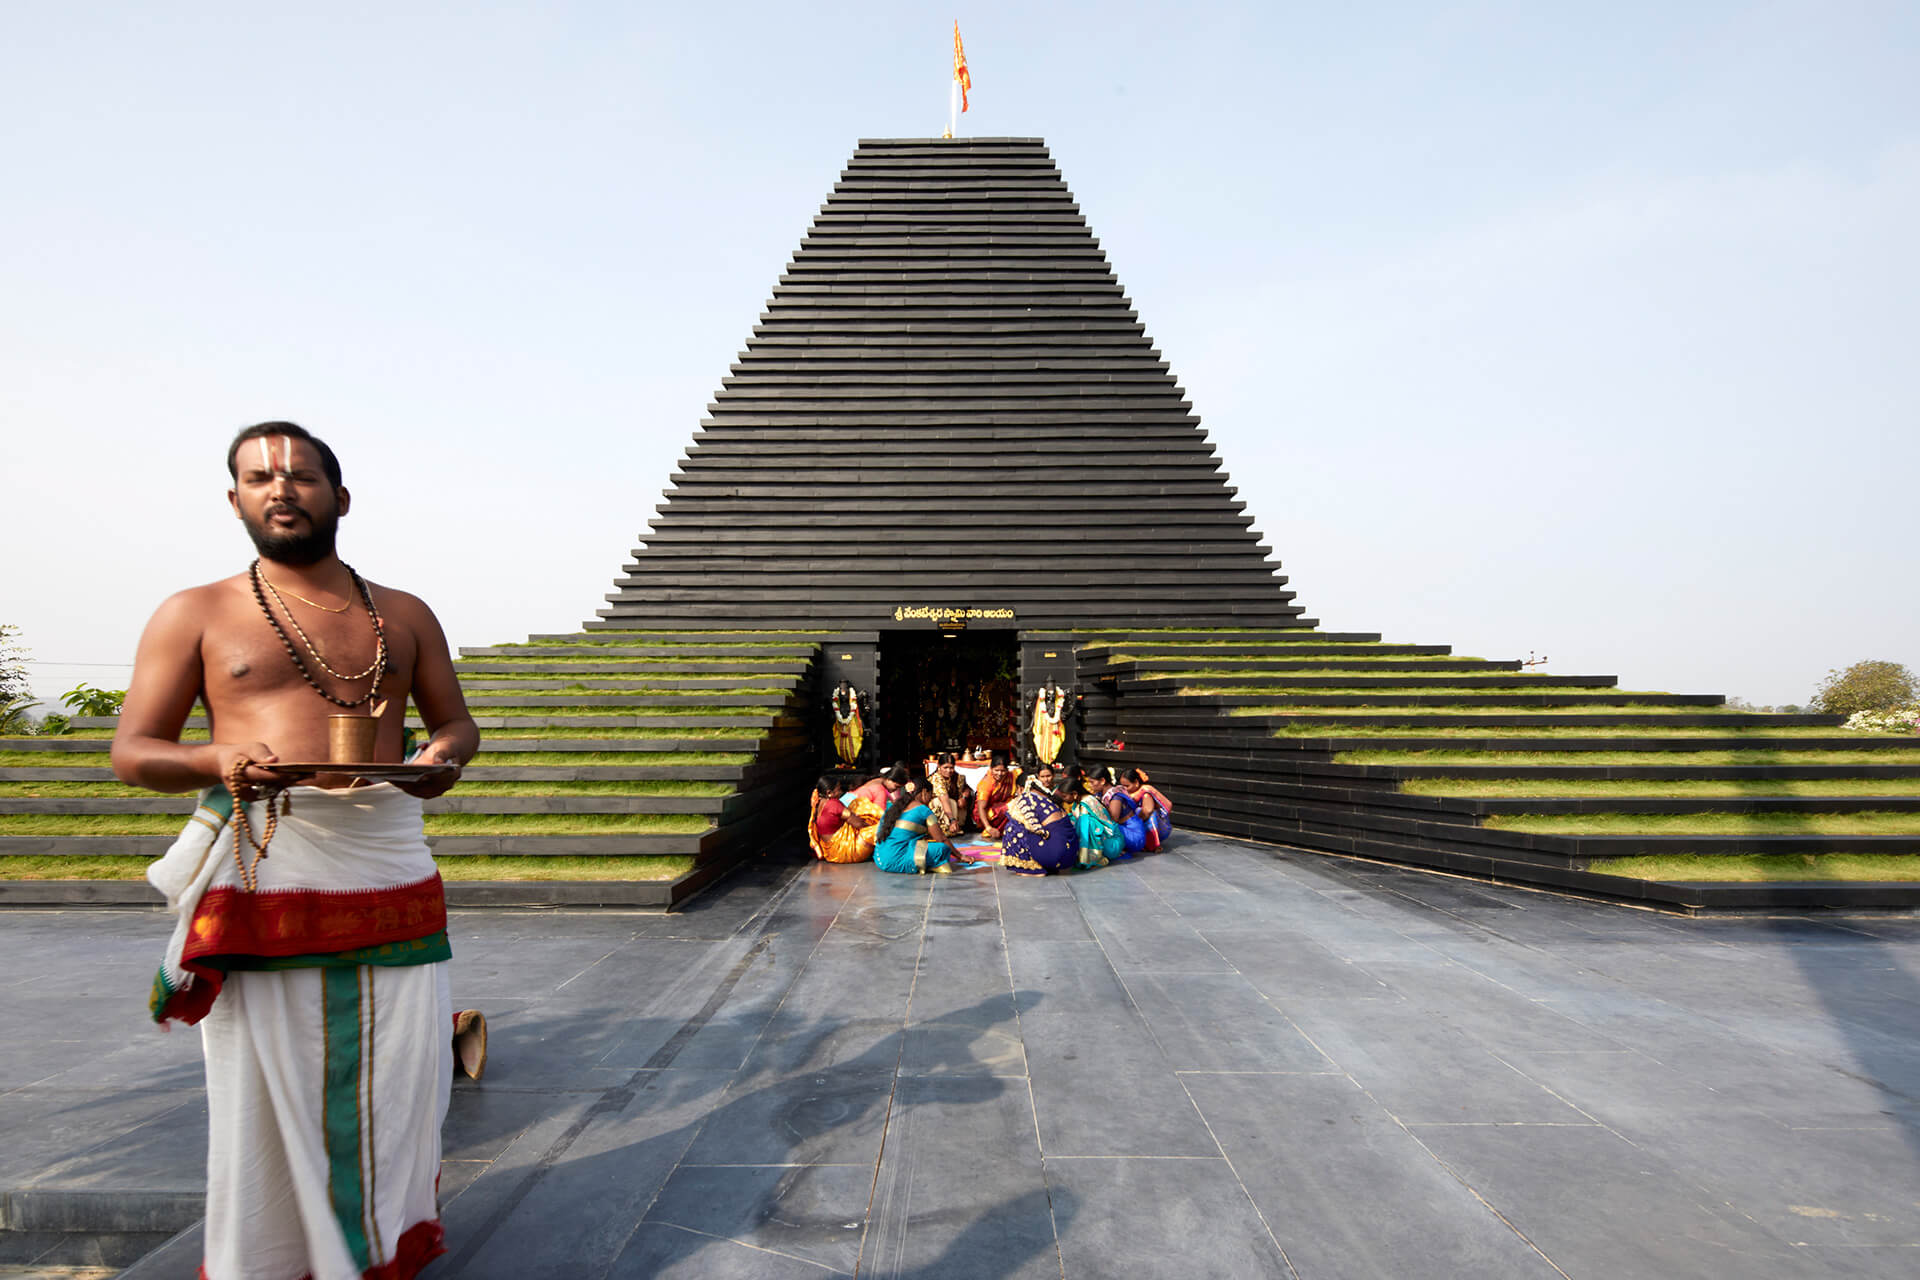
[257,435,295,479]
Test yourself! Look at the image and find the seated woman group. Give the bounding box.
[811,759,1172,877]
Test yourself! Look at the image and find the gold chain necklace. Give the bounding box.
[258,570,352,613]
[257,571,386,682]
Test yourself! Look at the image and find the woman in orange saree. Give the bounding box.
[972,750,1017,839]
[822,765,906,863]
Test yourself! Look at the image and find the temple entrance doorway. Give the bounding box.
[877,630,1019,767]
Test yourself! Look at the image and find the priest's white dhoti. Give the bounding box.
[147,783,453,1280]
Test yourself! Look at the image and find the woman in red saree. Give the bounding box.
[808,777,848,860]
[821,767,904,863]
[973,750,1017,839]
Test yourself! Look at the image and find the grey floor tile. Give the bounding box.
[1287,1001,1588,1124]
[1009,940,1217,1156]
[678,1070,898,1168]
[609,1222,850,1278]
[1183,1071,1558,1279]
[645,1163,872,1273]
[438,1069,731,1279]
[1199,928,1398,1002]
[1121,971,1332,1072]
[1044,1156,1291,1279]
[1411,1121,1802,1279]
[861,1077,1059,1279]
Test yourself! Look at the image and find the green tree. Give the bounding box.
[0,625,27,704]
[0,626,34,734]
[1811,660,1917,718]
[61,683,126,718]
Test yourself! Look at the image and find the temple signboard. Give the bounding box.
[892,605,1017,629]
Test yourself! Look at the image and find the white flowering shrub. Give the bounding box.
[1843,704,1920,735]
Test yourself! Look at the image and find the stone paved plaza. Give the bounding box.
[4,835,1920,1278]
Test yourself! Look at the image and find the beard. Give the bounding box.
[242,500,340,567]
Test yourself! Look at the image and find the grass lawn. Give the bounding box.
[1487,811,1920,836]
[0,813,713,836]
[1403,778,1920,798]
[1584,854,1920,882]
[1339,748,1909,766]
[0,854,698,881]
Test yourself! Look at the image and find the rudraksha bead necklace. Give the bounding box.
[247,559,388,709]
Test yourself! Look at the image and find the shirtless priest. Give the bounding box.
[113,422,481,1280]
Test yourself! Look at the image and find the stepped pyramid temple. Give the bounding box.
[5,137,1918,908]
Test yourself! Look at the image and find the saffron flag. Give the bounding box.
[953,21,971,112]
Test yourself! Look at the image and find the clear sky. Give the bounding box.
[3,1,1915,708]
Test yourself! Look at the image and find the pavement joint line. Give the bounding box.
[603,860,869,1269]
[436,868,816,1276]
[990,855,1064,1280]
[640,1220,847,1273]
[852,872,939,1278]
[1069,857,1299,1275]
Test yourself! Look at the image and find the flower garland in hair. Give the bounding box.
[832,684,860,725]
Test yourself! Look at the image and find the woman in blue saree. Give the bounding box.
[1001,786,1076,875]
[873,780,958,875]
[1066,779,1124,869]
[1122,769,1173,850]
[1104,771,1150,855]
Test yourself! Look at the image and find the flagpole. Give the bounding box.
[947,77,958,139]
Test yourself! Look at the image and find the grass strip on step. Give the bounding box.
[474,704,776,717]
[480,728,762,741]
[1237,705,1732,718]
[0,855,697,881]
[0,751,113,766]
[1340,748,1909,766]
[450,781,731,797]
[1185,685,1657,698]
[49,727,770,743]
[473,751,752,765]
[0,782,157,798]
[0,780,737,799]
[56,729,211,742]
[1121,656,1485,667]
[1278,724,1854,739]
[462,656,795,667]
[465,686,788,697]
[461,676,792,687]
[1172,670,1592,683]
[1403,778,1920,798]
[1487,811,1920,836]
[1583,854,1920,882]
[0,813,713,836]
